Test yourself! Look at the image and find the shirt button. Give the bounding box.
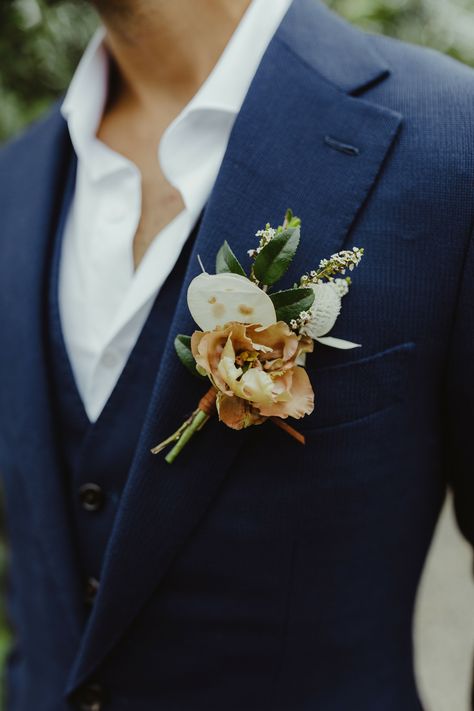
[79,483,104,512]
[102,351,118,368]
[72,682,105,711]
[85,576,100,606]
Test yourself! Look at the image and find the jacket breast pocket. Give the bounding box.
[300,341,416,432]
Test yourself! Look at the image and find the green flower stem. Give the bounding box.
[150,413,194,455]
[165,409,210,464]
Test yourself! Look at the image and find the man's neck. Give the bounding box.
[98,0,252,116]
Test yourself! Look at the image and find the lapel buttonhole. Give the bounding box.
[324,135,360,157]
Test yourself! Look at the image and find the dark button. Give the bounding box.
[85,576,100,606]
[79,483,104,512]
[72,682,104,711]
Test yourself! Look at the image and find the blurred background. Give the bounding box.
[0,0,474,708]
[3,0,474,143]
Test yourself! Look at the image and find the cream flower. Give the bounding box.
[300,282,360,350]
[301,282,341,339]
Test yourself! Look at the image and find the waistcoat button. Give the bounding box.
[85,576,100,606]
[79,483,104,512]
[73,682,104,711]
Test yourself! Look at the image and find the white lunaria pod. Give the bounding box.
[187,272,277,332]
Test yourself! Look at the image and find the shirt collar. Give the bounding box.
[61,0,293,182]
[182,0,294,116]
[61,27,120,182]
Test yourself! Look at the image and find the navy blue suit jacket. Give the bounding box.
[1,0,474,708]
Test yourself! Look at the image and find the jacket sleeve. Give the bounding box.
[444,226,474,548]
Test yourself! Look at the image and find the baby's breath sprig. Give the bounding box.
[247,209,301,260]
[248,209,302,288]
[300,247,364,286]
[247,224,277,259]
[289,310,313,333]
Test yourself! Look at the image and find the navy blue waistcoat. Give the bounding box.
[47,158,199,590]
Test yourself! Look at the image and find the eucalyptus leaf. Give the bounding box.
[253,227,300,287]
[174,334,203,378]
[270,287,315,324]
[215,240,246,276]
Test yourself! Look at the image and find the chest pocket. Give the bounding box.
[300,341,416,431]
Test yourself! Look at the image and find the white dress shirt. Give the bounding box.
[59,0,293,422]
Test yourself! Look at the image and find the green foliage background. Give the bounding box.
[1,0,474,143]
[0,0,474,701]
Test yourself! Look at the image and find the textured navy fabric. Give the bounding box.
[0,0,474,709]
[47,156,199,586]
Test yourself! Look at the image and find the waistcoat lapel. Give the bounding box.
[67,0,403,691]
[0,110,85,643]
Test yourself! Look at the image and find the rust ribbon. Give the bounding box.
[199,387,305,445]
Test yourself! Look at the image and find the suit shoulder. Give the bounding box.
[0,102,65,175]
[0,103,70,243]
[366,33,474,174]
[363,33,474,232]
[369,32,474,101]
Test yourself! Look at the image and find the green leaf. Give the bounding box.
[253,227,300,287]
[174,334,204,379]
[270,287,315,324]
[283,208,301,229]
[215,240,246,276]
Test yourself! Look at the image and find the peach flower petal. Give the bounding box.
[217,393,266,430]
[257,367,314,419]
[191,320,315,425]
[248,321,299,365]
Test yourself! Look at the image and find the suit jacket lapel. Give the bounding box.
[67,0,402,691]
[0,110,85,643]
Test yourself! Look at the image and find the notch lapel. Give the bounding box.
[0,110,85,643]
[68,0,402,691]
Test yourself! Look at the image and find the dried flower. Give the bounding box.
[290,282,360,350]
[191,321,314,429]
[300,282,342,339]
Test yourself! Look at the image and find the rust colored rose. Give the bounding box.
[191,321,314,430]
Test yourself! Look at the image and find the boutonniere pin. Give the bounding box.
[152,209,364,463]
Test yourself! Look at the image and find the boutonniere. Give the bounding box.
[152,209,364,463]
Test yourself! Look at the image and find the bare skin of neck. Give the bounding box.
[94,0,251,269]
